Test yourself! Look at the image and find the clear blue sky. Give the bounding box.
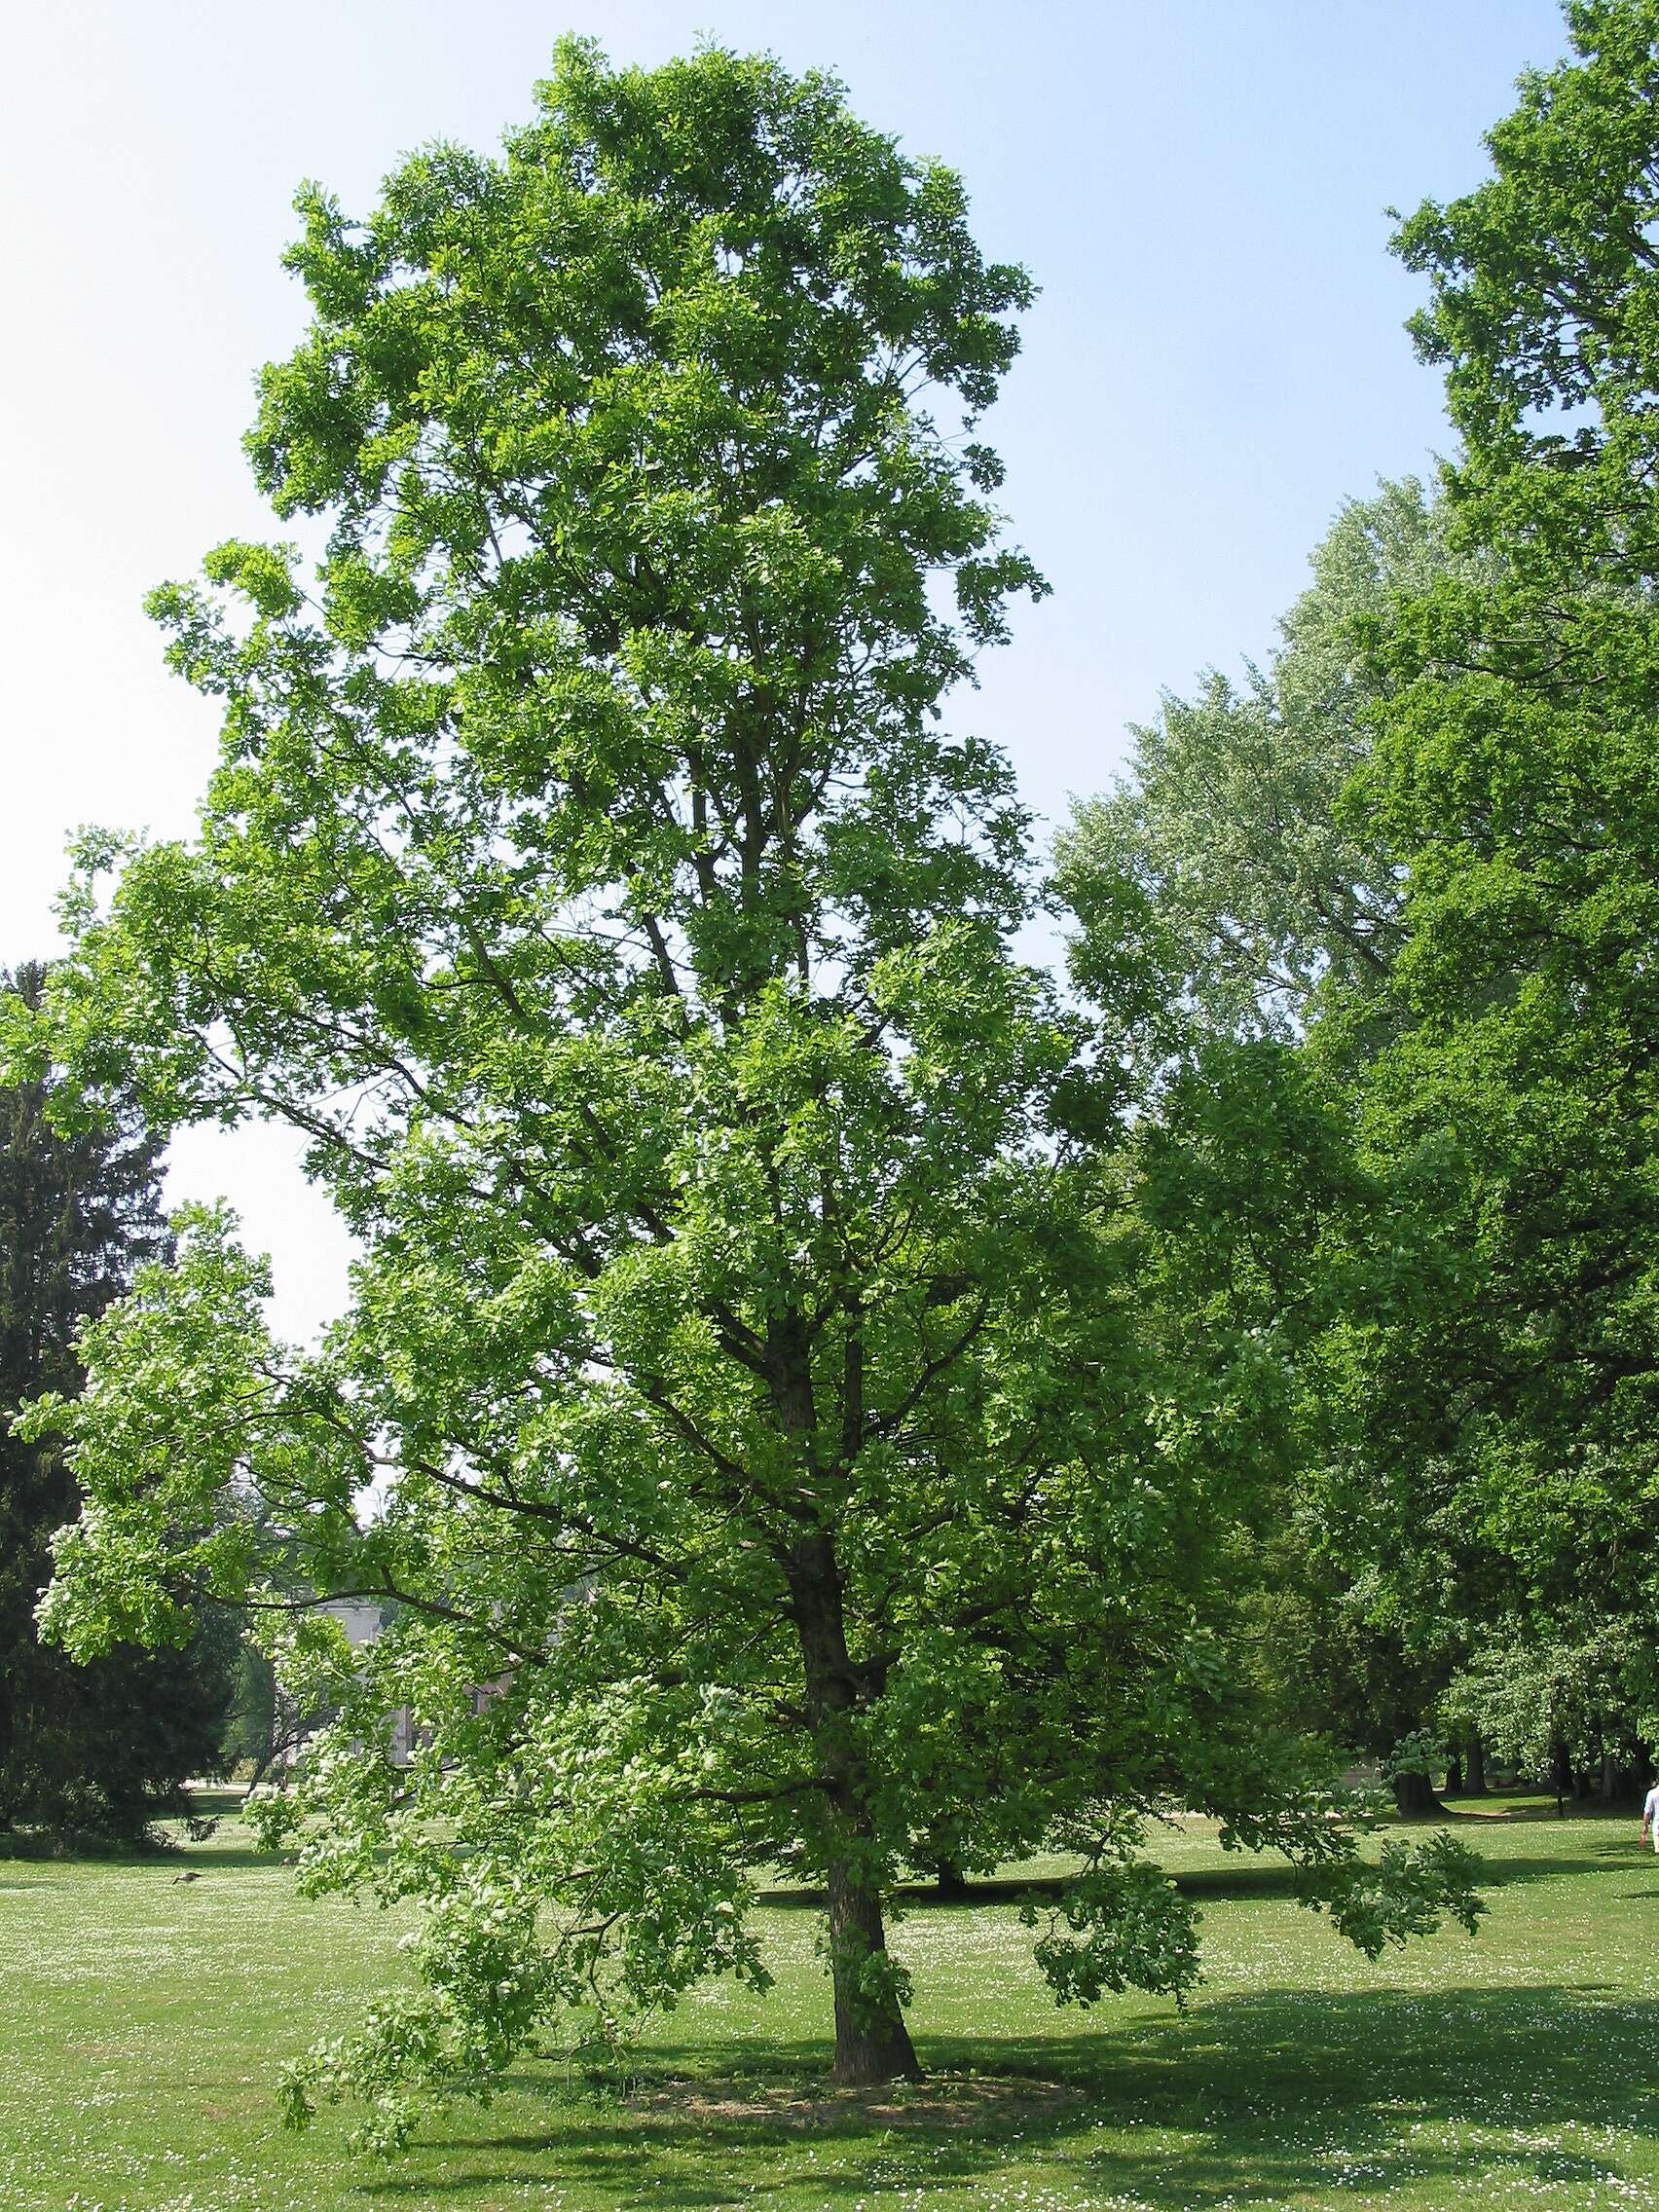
[0,0,1572,1338]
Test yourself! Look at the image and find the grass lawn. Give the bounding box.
[4,1793,1658,2210]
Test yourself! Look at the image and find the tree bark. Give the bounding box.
[827,1853,923,2085]
[1550,1730,1571,1817]
[934,1861,970,1902]
[786,1505,921,2087]
[1463,1734,1487,1796]
[1392,1769,1441,1816]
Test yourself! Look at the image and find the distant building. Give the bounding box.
[294,1599,418,1765]
[298,1600,501,1766]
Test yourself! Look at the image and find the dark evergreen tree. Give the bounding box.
[0,961,234,1845]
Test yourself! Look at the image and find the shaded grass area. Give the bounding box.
[3,1795,1658,2208]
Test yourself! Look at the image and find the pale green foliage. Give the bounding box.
[1058,480,1470,1039]
[1024,1860,1200,2007]
[1441,1629,1659,1783]
[1318,1834,1484,1961]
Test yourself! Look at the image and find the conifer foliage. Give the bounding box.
[0,963,233,1844]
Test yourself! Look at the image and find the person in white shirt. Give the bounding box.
[1641,1783,1659,1853]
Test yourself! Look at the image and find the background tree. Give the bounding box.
[1316,0,1659,1728]
[1066,3,1659,1799]
[1068,0,1659,1751]
[8,42,1478,2144]
[1056,488,1486,1789]
[1057,478,1467,1043]
[0,962,234,1845]
[1440,1625,1656,1808]
[221,1641,294,1780]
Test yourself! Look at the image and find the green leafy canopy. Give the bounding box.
[9,40,1481,2143]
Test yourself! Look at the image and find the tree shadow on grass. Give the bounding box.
[0,1826,280,1875]
[352,1983,1659,2207]
[762,1842,1629,1915]
[156,1840,292,1872]
[24,1836,295,1875]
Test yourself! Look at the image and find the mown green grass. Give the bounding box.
[4,1794,1658,2210]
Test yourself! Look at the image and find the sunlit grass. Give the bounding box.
[4,1791,1657,2208]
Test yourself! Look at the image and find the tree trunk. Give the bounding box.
[934,1861,970,1902]
[785,1493,922,2088]
[1464,1734,1487,1796]
[827,1854,923,2085]
[1444,1752,1463,1796]
[1550,1731,1571,1817]
[1393,1769,1441,1816]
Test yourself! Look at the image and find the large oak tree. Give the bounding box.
[9,43,1477,2144]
